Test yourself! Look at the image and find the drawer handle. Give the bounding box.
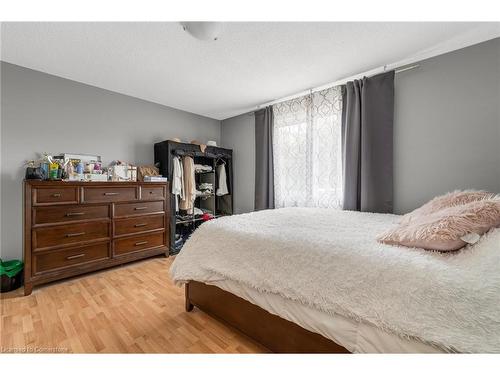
[65,232,86,238]
[104,192,119,196]
[134,223,147,227]
[66,254,85,260]
[66,212,84,217]
[135,241,148,246]
[52,193,62,198]
[134,207,147,211]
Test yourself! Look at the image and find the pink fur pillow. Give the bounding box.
[400,190,497,225]
[378,199,500,251]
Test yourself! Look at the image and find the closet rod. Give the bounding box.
[253,63,419,111]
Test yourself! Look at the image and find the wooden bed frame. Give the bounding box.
[185,281,350,353]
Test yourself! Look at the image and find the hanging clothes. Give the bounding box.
[216,162,229,196]
[180,156,196,213]
[172,156,184,212]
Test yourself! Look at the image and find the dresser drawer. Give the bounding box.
[113,231,165,256]
[34,205,109,225]
[82,186,137,203]
[34,187,78,205]
[140,185,165,200]
[33,243,110,275]
[114,214,165,236]
[33,221,110,250]
[114,201,164,217]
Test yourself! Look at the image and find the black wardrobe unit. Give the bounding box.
[154,140,233,255]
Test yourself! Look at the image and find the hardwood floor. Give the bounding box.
[0,257,268,353]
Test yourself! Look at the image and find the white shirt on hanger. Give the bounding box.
[172,156,184,211]
[216,163,229,196]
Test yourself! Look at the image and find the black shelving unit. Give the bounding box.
[154,140,233,255]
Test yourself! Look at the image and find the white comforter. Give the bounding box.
[170,208,500,353]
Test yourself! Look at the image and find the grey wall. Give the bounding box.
[1,62,221,260]
[393,38,500,213]
[221,113,255,214]
[221,38,500,215]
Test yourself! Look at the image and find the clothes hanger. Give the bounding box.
[215,156,226,165]
[173,149,196,158]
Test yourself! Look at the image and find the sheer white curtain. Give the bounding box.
[273,86,343,208]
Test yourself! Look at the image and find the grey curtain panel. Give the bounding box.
[254,106,275,210]
[341,71,395,213]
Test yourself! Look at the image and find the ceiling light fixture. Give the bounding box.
[180,22,224,41]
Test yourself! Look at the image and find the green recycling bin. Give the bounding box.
[0,259,24,292]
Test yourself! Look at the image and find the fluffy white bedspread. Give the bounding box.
[170,208,500,353]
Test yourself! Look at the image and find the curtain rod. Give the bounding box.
[254,63,419,111]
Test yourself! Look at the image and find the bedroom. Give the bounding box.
[1,0,500,373]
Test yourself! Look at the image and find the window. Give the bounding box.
[273,87,343,208]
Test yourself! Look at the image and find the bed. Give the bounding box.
[170,208,500,353]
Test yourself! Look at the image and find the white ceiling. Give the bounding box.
[1,22,499,120]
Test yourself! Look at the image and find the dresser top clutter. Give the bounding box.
[23,180,169,295]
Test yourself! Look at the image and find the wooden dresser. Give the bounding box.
[23,181,169,295]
